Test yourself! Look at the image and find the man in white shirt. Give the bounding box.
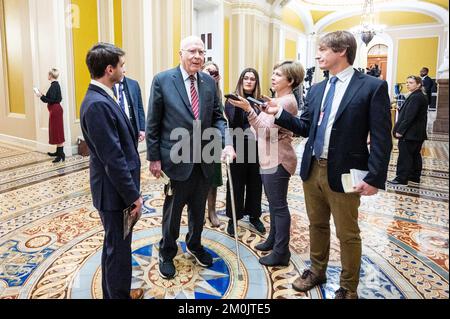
[264,31,392,299]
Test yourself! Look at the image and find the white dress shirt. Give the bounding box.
[180,65,199,105]
[319,66,355,159]
[274,66,355,158]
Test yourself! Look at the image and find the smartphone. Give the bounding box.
[224,93,241,101]
[247,97,266,108]
[33,87,40,95]
[208,70,219,77]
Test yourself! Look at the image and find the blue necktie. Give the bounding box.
[115,82,125,112]
[313,76,338,157]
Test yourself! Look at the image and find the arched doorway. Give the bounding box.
[367,44,388,80]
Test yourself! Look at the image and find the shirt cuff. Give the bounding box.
[275,105,284,119]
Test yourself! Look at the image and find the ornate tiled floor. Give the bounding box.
[0,133,448,299]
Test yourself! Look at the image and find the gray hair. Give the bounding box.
[180,36,204,50]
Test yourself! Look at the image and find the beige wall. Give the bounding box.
[1,0,446,154]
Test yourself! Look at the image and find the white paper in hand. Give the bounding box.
[341,169,369,193]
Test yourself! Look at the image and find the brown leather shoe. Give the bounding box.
[130,288,144,299]
[334,287,358,299]
[292,269,327,292]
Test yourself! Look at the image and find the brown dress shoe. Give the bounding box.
[334,287,358,299]
[292,269,327,292]
[130,288,144,299]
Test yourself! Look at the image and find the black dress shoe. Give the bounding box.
[47,151,58,157]
[158,257,176,279]
[227,219,235,237]
[259,252,291,267]
[255,240,274,251]
[186,247,213,267]
[388,178,407,185]
[408,177,421,184]
[249,217,266,235]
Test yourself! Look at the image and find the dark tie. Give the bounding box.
[313,76,338,157]
[189,75,200,119]
[117,82,126,112]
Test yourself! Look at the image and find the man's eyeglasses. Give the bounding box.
[182,49,207,57]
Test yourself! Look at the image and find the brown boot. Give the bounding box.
[334,287,358,299]
[292,269,327,292]
[207,188,220,227]
[130,288,144,299]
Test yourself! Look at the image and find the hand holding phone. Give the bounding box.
[224,93,241,101]
[33,87,41,96]
[247,96,267,110]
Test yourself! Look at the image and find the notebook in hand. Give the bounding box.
[123,203,137,240]
[341,169,369,193]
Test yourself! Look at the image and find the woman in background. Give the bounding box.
[35,68,65,163]
[390,75,428,185]
[202,61,223,227]
[228,61,304,267]
[224,68,265,237]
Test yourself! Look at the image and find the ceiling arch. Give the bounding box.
[313,1,448,33]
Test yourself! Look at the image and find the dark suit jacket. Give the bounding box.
[393,90,428,141]
[123,77,145,135]
[146,66,228,181]
[422,75,433,105]
[275,70,392,192]
[80,84,141,211]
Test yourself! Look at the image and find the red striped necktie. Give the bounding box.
[189,75,200,119]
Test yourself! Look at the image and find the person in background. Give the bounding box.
[224,68,264,237]
[228,61,304,267]
[201,61,223,228]
[390,75,428,185]
[80,43,143,299]
[35,68,65,163]
[113,75,146,144]
[420,67,433,107]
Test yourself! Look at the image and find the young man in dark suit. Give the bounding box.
[146,36,235,279]
[262,31,392,298]
[113,75,146,143]
[420,67,434,106]
[80,43,143,299]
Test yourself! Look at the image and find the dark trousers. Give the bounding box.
[396,139,424,182]
[226,138,262,220]
[98,210,132,299]
[226,161,262,220]
[160,165,211,260]
[260,164,291,256]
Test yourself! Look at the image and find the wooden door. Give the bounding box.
[367,55,387,80]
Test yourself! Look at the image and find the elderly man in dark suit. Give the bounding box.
[262,31,392,299]
[80,43,143,299]
[146,36,235,279]
[113,75,146,143]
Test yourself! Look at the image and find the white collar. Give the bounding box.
[180,65,198,82]
[331,65,354,83]
[90,79,117,103]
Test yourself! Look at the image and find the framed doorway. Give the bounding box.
[367,44,388,80]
